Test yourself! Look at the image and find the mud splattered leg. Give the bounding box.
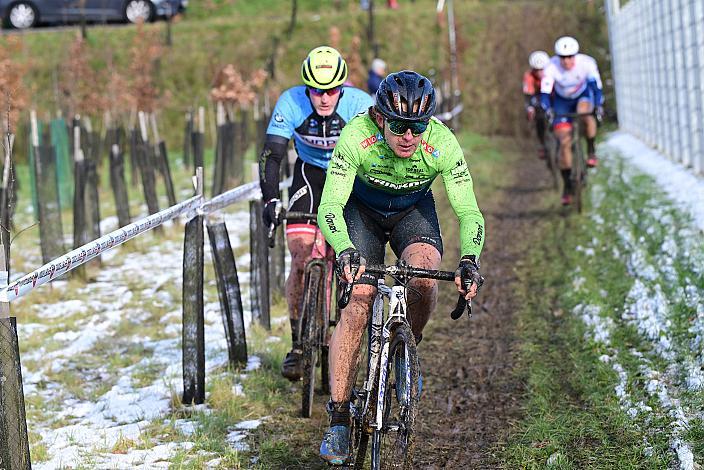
[328,284,376,401]
[286,233,314,339]
[401,243,442,341]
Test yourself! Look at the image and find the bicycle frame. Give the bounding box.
[373,282,411,431]
[353,275,414,433]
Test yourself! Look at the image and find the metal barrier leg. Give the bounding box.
[182,214,205,405]
[207,221,247,368]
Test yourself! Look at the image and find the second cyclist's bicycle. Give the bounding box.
[268,209,339,418]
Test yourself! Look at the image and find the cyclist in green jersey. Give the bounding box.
[317,70,485,465]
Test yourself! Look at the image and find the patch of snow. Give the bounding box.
[605,132,704,232]
[245,355,261,371]
[174,419,197,436]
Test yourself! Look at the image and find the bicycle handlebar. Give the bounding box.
[553,111,596,118]
[337,263,480,320]
[266,207,317,248]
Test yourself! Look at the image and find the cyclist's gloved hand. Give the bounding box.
[336,247,366,284]
[454,255,484,301]
[526,106,536,122]
[263,198,283,228]
[595,106,604,125]
[545,108,555,125]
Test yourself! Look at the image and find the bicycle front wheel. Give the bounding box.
[545,131,560,191]
[572,131,586,214]
[370,323,420,470]
[301,265,324,418]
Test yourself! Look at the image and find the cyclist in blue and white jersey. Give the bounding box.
[540,36,604,205]
[259,46,374,381]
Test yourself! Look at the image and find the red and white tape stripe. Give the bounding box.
[1,176,294,303]
[1,195,203,303]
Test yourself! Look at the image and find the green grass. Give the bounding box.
[500,145,704,468]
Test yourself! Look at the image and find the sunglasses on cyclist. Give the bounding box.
[559,55,576,60]
[308,86,342,97]
[386,119,429,137]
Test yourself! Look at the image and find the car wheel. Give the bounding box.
[7,1,37,29]
[124,0,153,24]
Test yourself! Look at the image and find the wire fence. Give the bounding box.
[605,0,704,175]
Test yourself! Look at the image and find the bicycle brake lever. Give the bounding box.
[338,281,353,309]
[267,223,276,248]
[450,277,474,320]
[450,294,467,320]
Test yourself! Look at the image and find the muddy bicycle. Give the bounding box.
[543,114,561,191]
[268,210,339,418]
[338,261,482,469]
[553,111,594,213]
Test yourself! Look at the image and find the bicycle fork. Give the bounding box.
[373,285,409,431]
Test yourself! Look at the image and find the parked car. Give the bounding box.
[1,0,187,29]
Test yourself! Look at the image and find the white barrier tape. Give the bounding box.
[1,195,203,303]
[435,103,464,123]
[3,175,295,302]
[200,181,260,214]
[200,176,293,215]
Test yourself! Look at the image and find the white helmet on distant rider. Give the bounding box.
[554,36,579,56]
[528,51,550,70]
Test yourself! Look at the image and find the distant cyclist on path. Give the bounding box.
[316,70,485,465]
[258,46,373,381]
[540,36,604,205]
[523,50,551,159]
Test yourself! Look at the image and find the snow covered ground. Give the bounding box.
[14,208,271,469]
[570,133,704,469]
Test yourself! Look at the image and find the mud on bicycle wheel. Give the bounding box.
[571,127,587,214]
[349,318,373,469]
[544,130,560,191]
[300,265,324,418]
[370,323,419,470]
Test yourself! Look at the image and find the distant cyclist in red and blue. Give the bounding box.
[540,36,604,205]
[522,50,550,160]
[259,46,373,382]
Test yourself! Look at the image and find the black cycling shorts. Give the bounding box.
[286,159,325,235]
[343,192,443,286]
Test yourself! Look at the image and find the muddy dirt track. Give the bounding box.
[412,137,552,469]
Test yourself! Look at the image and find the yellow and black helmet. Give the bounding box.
[301,46,348,89]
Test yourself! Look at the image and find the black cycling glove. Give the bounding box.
[455,255,484,293]
[595,106,604,125]
[262,199,282,228]
[335,247,365,281]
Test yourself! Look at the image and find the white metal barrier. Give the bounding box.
[605,0,704,175]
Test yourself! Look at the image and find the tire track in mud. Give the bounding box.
[414,137,553,469]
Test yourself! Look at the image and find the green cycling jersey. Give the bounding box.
[317,111,485,258]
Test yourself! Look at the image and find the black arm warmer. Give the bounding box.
[259,135,289,202]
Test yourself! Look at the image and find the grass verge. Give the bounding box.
[501,142,703,468]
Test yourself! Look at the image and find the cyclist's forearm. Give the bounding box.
[444,168,485,258]
[317,201,354,254]
[259,137,289,201]
[459,210,485,258]
[319,146,359,254]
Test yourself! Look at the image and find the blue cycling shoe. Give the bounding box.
[319,424,351,465]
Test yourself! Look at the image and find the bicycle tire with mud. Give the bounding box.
[370,323,419,470]
[301,266,324,418]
